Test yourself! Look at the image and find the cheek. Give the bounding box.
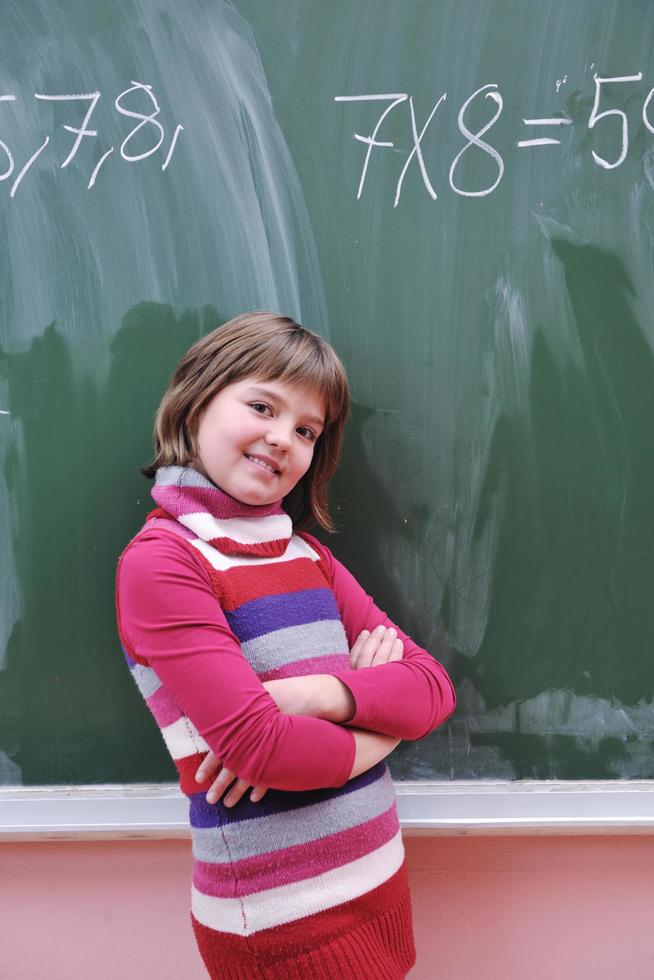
[296,444,317,477]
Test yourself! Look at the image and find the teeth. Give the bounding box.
[247,455,277,474]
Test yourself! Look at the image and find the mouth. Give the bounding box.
[245,454,280,476]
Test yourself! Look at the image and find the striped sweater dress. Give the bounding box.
[116,466,456,979]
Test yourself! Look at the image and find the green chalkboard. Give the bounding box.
[2,0,654,786]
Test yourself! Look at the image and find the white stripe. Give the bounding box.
[190,830,405,935]
[161,716,209,760]
[190,534,319,571]
[179,512,291,546]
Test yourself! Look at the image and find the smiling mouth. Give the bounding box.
[245,454,280,476]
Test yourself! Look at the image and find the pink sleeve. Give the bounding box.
[116,529,355,792]
[308,537,456,740]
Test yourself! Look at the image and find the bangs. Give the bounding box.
[231,326,348,426]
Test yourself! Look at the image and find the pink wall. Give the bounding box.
[2,834,654,979]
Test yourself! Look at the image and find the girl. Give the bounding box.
[116,312,456,979]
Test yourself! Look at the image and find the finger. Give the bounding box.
[223,777,254,808]
[370,627,398,666]
[250,784,269,803]
[356,625,389,669]
[195,751,221,784]
[387,637,404,663]
[205,768,237,804]
[349,629,370,669]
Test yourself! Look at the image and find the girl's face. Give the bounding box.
[193,377,326,506]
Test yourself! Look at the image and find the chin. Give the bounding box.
[234,485,277,506]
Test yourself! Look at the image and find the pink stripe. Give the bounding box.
[259,654,350,682]
[192,805,399,898]
[145,516,195,540]
[153,484,283,520]
[146,685,183,727]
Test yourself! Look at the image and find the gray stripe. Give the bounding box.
[156,465,212,490]
[130,663,161,699]
[192,770,397,864]
[241,620,349,673]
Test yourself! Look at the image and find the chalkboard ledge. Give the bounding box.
[4,781,654,839]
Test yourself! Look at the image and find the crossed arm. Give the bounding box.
[197,625,405,806]
[117,530,456,803]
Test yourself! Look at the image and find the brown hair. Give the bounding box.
[143,311,350,531]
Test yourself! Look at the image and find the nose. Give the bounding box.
[264,419,292,451]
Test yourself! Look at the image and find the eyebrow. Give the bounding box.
[247,385,325,429]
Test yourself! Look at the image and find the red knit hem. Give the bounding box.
[191,862,416,979]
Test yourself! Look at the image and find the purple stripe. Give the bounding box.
[121,645,136,667]
[188,762,387,828]
[225,588,340,642]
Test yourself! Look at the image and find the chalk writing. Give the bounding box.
[448,84,504,198]
[517,116,572,149]
[0,81,183,197]
[336,71,653,203]
[588,73,641,170]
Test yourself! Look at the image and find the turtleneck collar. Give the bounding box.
[150,465,293,558]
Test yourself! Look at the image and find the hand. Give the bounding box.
[349,625,404,670]
[195,751,268,807]
[263,675,355,724]
[262,677,308,715]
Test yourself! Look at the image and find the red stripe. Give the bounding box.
[215,557,329,611]
[192,804,399,897]
[145,506,169,521]
[206,535,288,558]
[176,752,211,795]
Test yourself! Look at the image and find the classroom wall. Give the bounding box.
[2,834,654,980]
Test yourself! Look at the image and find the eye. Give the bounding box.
[296,426,317,441]
[250,402,272,415]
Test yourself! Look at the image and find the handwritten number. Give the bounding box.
[335,94,409,200]
[115,81,165,162]
[34,92,101,168]
[448,84,504,198]
[588,73,642,171]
